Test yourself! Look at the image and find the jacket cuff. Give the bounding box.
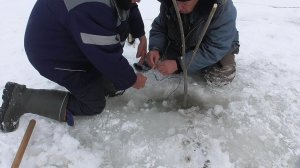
[131,31,145,39]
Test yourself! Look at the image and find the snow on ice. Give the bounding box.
[0,0,300,167]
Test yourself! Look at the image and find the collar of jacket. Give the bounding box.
[111,0,135,23]
[114,0,134,10]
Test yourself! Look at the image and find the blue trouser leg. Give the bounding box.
[66,78,106,116]
[31,63,108,116]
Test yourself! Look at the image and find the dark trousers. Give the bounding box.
[66,75,118,116]
[30,62,112,116]
[66,77,106,116]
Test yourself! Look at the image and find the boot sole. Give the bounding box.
[0,82,20,132]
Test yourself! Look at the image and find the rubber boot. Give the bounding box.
[0,82,69,132]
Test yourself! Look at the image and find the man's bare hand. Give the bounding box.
[132,73,147,89]
[156,60,178,76]
[146,50,160,68]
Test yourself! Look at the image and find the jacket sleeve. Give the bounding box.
[148,5,168,52]
[66,2,136,90]
[128,4,145,38]
[185,1,238,74]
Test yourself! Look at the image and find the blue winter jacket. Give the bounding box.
[24,0,145,90]
[149,0,239,74]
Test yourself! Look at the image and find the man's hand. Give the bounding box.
[145,50,160,68]
[156,60,178,76]
[136,35,147,60]
[132,73,147,89]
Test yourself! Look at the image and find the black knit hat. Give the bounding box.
[115,0,132,10]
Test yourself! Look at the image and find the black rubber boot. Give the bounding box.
[0,82,69,132]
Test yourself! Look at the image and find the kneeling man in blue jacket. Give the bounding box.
[0,0,147,132]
